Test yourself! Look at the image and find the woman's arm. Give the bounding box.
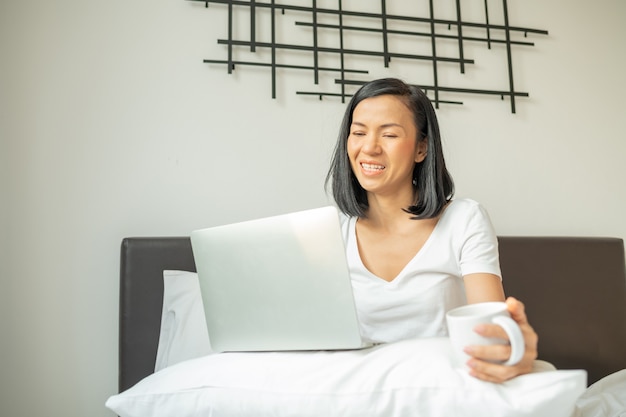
[463,273,505,303]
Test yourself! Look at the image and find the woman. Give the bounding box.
[326,78,538,383]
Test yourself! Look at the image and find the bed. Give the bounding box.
[110,236,626,417]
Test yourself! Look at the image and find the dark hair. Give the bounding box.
[325,78,454,219]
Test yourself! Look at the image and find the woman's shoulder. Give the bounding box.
[445,198,485,215]
[441,198,493,227]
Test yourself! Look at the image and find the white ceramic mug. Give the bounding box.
[446,301,525,367]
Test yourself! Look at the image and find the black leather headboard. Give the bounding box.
[119,237,195,392]
[118,236,626,392]
[498,237,626,385]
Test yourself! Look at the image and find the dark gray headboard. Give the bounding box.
[497,237,626,385]
[119,236,626,392]
[119,237,195,392]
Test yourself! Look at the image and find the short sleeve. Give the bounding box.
[458,202,502,278]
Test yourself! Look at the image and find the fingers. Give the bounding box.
[466,344,537,383]
[473,323,507,340]
[466,358,518,383]
[465,323,517,364]
[506,296,529,325]
[506,297,539,355]
[466,356,534,383]
[464,343,511,363]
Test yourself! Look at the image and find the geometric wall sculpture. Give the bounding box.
[187,0,548,113]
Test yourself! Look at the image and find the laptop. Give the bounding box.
[190,206,371,352]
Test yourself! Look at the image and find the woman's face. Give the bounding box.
[347,94,427,200]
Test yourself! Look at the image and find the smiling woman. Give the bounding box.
[325,78,537,383]
[327,78,453,220]
[347,95,426,203]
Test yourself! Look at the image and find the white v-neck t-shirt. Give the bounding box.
[340,198,501,344]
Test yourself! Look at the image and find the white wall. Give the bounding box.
[1,1,624,416]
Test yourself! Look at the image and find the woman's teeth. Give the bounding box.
[361,163,385,171]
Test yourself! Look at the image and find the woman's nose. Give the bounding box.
[361,135,381,155]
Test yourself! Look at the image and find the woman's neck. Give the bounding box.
[361,192,416,230]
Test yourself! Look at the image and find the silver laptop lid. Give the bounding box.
[190,206,367,352]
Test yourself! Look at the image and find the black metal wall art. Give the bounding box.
[187,0,548,113]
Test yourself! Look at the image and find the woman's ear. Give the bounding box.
[414,138,428,163]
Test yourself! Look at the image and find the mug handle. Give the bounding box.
[491,316,525,366]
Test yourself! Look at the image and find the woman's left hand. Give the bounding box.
[463,297,539,383]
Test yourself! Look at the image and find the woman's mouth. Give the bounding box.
[361,162,385,173]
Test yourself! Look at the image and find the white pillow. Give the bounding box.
[107,337,586,417]
[154,270,212,371]
[573,369,626,417]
